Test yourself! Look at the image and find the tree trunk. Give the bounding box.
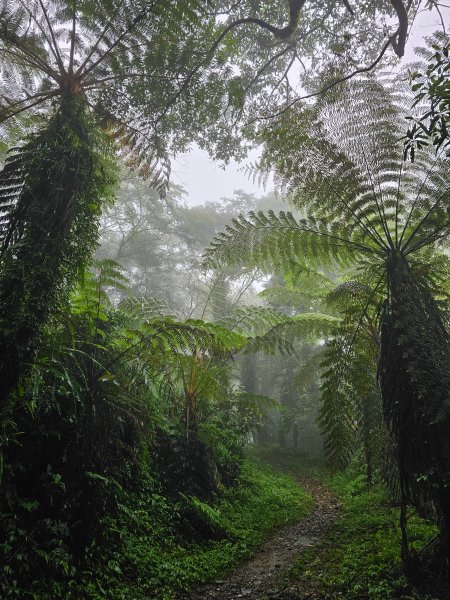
[379,251,450,561]
[0,97,116,419]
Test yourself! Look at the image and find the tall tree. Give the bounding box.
[206,77,450,557]
[0,0,435,425]
[0,0,221,413]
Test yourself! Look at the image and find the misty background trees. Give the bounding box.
[0,1,449,598]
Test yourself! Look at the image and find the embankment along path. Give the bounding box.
[187,460,340,600]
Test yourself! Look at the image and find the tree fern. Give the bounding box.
[216,303,339,355]
[0,100,117,412]
[319,331,380,472]
[208,76,450,552]
[0,0,233,415]
[0,0,213,412]
[0,0,214,189]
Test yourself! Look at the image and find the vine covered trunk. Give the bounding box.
[0,97,116,418]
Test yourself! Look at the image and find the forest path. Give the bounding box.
[187,456,340,600]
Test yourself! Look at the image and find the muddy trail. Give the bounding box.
[187,466,340,600]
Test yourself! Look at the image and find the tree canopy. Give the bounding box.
[0,2,450,597]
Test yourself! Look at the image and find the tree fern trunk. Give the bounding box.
[0,97,116,419]
[379,252,450,558]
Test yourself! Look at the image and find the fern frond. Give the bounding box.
[293,349,325,392]
[205,209,370,273]
[218,305,291,336]
[319,332,379,470]
[254,76,449,258]
[245,311,339,357]
[120,296,176,322]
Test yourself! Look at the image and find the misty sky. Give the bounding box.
[174,7,448,207]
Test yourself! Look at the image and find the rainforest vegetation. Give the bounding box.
[0,1,449,599]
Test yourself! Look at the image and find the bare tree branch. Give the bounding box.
[246,39,392,124]
[390,0,408,58]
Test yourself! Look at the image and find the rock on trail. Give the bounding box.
[186,472,340,600]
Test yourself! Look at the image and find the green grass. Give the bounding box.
[239,447,438,600]
[287,470,438,600]
[92,457,313,600]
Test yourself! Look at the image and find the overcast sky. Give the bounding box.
[173,7,448,207]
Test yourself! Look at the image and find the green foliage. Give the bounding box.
[319,279,382,471]
[209,79,450,272]
[206,209,361,272]
[197,0,425,139]
[107,459,311,600]
[218,304,339,356]
[288,472,438,600]
[405,34,450,159]
[0,458,311,599]
[0,0,412,179]
[3,3,448,598]
[179,493,228,539]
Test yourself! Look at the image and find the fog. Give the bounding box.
[176,6,448,207]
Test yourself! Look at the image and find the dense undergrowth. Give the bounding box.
[1,453,310,599]
[264,449,440,600]
[0,258,312,599]
[101,460,311,600]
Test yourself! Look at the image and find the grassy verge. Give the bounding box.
[240,447,438,600]
[89,457,312,600]
[286,470,438,600]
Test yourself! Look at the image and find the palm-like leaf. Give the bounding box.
[208,78,450,267]
[0,0,213,192]
[208,76,450,547]
[217,304,338,356]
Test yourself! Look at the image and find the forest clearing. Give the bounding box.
[0,1,449,599]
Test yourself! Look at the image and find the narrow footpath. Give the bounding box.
[187,469,340,600]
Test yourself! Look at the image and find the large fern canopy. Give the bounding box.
[207,79,450,271]
[207,76,450,552]
[0,0,228,189]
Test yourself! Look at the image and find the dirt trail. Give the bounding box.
[187,471,340,600]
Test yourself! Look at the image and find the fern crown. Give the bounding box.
[207,78,450,277]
